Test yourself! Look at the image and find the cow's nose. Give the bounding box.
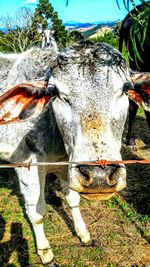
[78,165,126,190]
[78,165,115,187]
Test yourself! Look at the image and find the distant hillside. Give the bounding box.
[64,21,94,28]
[0,20,120,37]
[82,21,118,38]
[64,20,120,32]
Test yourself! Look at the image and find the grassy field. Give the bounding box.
[0,109,149,267]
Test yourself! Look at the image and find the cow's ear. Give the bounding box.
[128,73,150,111]
[127,89,144,107]
[0,81,52,124]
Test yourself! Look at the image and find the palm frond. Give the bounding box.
[116,0,121,9]
[130,29,144,64]
[123,0,130,10]
[130,3,150,61]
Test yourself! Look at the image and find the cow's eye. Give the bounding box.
[63,97,71,105]
[47,84,59,98]
[122,81,134,95]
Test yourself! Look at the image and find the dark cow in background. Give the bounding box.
[119,3,150,147]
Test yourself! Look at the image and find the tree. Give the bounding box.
[70,30,85,44]
[32,0,70,49]
[91,31,118,49]
[0,7,40,52]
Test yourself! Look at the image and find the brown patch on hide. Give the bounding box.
[81,112,105,137]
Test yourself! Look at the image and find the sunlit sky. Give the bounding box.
[0,0,141,26]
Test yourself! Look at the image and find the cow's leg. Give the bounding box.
[144,110,150,129]
[16,157,54,265]
[126,100,138,148]
[61,182,90,244]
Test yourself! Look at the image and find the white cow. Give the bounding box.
[0,42,132,266]
[39,28,58,53]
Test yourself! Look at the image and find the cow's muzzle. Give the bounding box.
[77,165,126,200]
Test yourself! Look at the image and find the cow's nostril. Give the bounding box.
[106,167,118,186]
[79,165,90,180]
[78,165,93,186]
[107,165,126,188]
[106,176,117,186]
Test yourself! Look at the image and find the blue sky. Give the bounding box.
[0,0,141,26]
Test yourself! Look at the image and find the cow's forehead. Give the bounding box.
[52,42,126,70]
[51,42,128,100]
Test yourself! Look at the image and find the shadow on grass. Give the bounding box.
[122,148,150,215]
[135,115,150,146]
[125,114,150,148]
[0,161,76,266]
[0,215,29,267]
[0,163,30,267]
[122,114,150,215]
[45,174,75,236]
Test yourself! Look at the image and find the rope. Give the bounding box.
[0,159,149,170]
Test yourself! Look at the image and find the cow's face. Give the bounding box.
[40,29,55,48]
[50,43,129,200]
[42,29,52,47]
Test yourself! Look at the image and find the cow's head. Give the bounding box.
[42,29,55,48]
[49,43,130,200]
[38,26,56,49]
[0,43,130,200]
